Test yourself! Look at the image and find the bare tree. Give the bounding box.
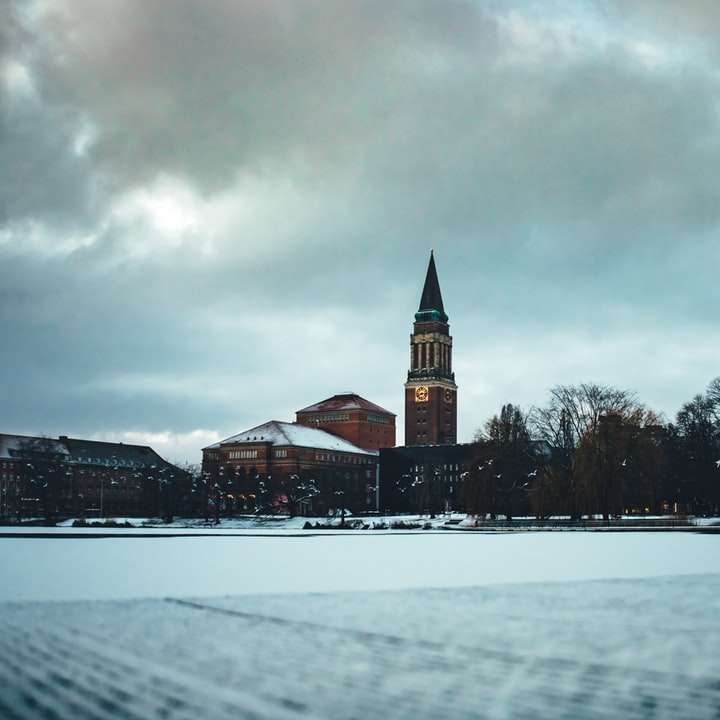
[707,377,720,422]
[284,474,319,517]
[530,384,645,519]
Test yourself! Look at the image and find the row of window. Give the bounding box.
[228,450,258,460]
[2,468,164,480]
[413,475,458,483]
[221,449,376,464]
[309,413,351,423]
[315,453,375,465]
[412,342,452,372]
[11,456,153,469]
[366,413,391,425]
[412,464,460,472]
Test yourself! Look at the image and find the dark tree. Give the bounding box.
[531,384,649,519]
[475,404,533,520]
[670,392,720,514]
[284,474,320,517]
[254,473,275,514]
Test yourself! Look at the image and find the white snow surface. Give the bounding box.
[4,575,720,719]
[206,419,376,454]
[1,531,718,603]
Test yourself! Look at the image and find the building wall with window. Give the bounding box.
[378,443,480,514]
[0,433,190,521]
[202,420,378,515]
[295,393,396,451]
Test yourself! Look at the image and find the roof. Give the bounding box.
[0,434,70,461]
[60,437,172,468]
[0,433,178,470]
[296,393,395,416]
[418,250,445,315]
[206,421,377,455]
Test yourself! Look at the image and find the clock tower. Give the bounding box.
[405,251,457,446]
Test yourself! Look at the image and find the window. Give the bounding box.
[228,449,258,460]
[307,412,350,423]
[274,449,287,458]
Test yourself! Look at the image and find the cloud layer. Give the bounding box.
[2,0,720,460]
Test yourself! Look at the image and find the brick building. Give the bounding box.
[0,433,189,522]
[296,393,396,451]
[202,420,378,515]
[404,251,458,446]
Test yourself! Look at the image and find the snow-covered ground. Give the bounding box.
[1,531,719,603]
[2,569,719,719]
[2,531,719,718]
[6,511,717,533]
[50,513,463,529]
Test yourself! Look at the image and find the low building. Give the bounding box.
[202,420,378,515]
[378,443,478,515]
[379,440,556,517]
[295,393,396,451]
[0,435,69,521]
[0,433,189,522]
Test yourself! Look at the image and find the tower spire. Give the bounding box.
[405,250,457,446]
[416,251,448,323]
[418,250,445,313]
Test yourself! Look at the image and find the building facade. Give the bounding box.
[296,393,396,451]
[379,443,475,514]
[202,420,378,515]
[0,433,190,522]
[404,252,458,446]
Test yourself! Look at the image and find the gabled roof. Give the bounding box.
[205,421,377,455]
[296,393,395,416]
[418,250,445,314]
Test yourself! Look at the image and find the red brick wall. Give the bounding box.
[404,385,456,446]
[201,443,378,513]
[296,411,396,451]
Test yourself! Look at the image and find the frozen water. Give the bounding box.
[1,532,718,718]
[1,530,719,602]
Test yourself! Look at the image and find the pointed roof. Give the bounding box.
[416,251,448,322]
[419,251,444,313]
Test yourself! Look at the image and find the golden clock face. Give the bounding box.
[444,388,453,403]
[415,386,429,403]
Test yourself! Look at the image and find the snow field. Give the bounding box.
[1,531,718,602]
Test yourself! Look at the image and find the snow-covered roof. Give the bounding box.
[0,433,70,460]
[296,393,395,416]
[206,421,377,456]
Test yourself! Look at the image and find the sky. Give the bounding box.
[2,0,720,463]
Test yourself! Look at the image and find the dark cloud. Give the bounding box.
[2,0,720,459]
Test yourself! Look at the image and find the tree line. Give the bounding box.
[462,378,720,520]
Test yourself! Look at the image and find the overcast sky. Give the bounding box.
[2,1,720,462]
